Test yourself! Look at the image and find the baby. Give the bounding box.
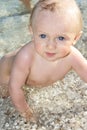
[0,0,87,121]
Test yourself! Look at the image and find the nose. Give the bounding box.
[46,39,56,50]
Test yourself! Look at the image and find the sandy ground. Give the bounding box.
[0,0,87,130]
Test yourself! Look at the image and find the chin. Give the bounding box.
[45,57,59,62]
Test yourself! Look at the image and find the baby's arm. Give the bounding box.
[71,47,87,82]
[8,49,33,120]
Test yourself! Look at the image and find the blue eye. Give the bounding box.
[58,36,65,41]
[40,34,46,39]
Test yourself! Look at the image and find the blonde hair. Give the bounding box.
[30,0,83,32]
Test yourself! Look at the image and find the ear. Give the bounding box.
[73,31,83,45]
[29,25,33,34]
[29,25,34,40]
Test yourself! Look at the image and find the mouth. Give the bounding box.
[45,52,56,57]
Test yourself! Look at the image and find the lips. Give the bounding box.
[45,52,56,57]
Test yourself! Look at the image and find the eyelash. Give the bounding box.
[39,34,65,41]
[57,36,65,41]
[39,34,46,39]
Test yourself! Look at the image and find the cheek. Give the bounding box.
[34,37,46,51]
[60,46,71,54]
[34,42,43,52]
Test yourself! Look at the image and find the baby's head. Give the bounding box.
[30,0,83,34]
[29,0,83,61]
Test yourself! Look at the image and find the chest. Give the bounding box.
[26,59,71,86]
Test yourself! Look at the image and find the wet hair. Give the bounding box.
[30,0,83,32]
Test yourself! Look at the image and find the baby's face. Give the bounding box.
[31,10,79,61]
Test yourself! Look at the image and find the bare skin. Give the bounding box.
[0,0,86,121]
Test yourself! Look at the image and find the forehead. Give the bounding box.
[32,10,77,33]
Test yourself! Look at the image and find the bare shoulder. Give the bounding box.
[14,42,35,67]
[17,42,34,58]
[70,46,85,60]
[69,46,86,68]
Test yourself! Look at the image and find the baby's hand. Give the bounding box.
[21,107,33,121]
